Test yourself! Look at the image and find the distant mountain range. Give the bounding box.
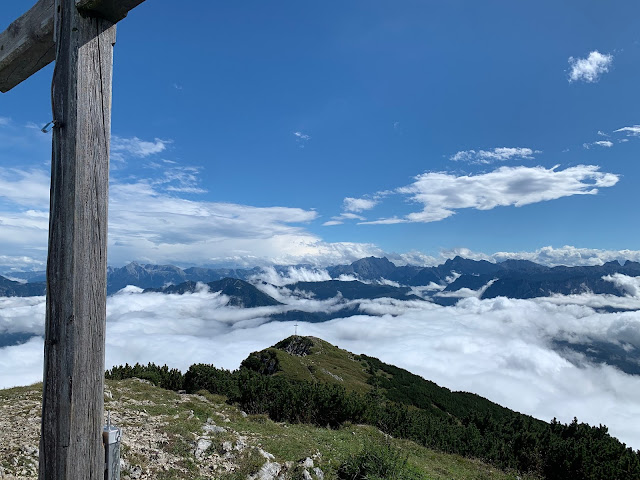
[3,255,640,301]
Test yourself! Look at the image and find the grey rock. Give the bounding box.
[195,438,212,459]
[314,467,325,480]
[130,465,142,479]
[222,441,233,452]
[255,461,281,480]
[258,448,275,460]
[202,423,226,434]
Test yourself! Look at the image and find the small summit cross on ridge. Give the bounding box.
[1,1,146,478]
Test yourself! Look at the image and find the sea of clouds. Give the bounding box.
[2,270,640,450]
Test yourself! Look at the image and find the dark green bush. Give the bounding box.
[337,440,425,480]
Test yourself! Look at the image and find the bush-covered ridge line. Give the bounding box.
[106,337,640,480]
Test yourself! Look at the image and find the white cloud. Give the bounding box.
[343,197,378,212]
[0,166,385,270]
[107,181,382,267]
[4,281,640,450]
[293,132,310,141]
[152,165,207,194]
[614,125,640,137]
[0,117,10,126]
[583,140,613,149]
[450,147,537,164]
[360,217,407,225]
[250,266,331,286]
[603,274,640,298]
[322,212,366,226]
[0,255,46,272]
[391,165,619,223]
[0,168,50,209]
[568,51,613,83]
[293,132,311,148]
[111,136,169,161]
[489,245,640,267]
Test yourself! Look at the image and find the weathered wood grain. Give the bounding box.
[76,0,146,23]
[0,0,55,93]
[39,0,115,477]
[0,0,145,92]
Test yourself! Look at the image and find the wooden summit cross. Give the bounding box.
[1,0,145,477]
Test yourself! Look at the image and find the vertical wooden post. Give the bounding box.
[39,0,115,478]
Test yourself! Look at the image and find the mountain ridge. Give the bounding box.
[2,255,639,300]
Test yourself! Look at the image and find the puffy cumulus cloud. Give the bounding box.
[343,197,379,212]
[388,165,619,223]
[111,136,169,161]
[568,51,613,83]
[450,147,537,164]
[614,125,640,137]
[4,283,640,448]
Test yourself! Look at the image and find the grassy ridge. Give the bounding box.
[106,336,640,479]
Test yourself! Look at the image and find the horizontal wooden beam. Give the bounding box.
[0,0,55,93]
[76,0,146,23]
[0,0,145,93]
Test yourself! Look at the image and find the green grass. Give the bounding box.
[268,337,373,394]
[2,377,534,480]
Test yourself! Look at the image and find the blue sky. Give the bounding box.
[1,0,640,270]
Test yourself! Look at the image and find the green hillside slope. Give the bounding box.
[1,380,528,480]
[106,336,640,479]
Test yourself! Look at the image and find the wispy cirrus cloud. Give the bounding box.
[614,125,640,137]
[0,165,384,269]
[583,140,613,149]
[293,131,311,148]
[147,163,207,194]
[450,147,537,164]
[361,165,618,224]
[0,168,50,209]
[111,136,170,162]
[568,51,613,83]
[322,212,365,226]
[0,117,10,126]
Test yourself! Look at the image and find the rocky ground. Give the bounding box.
[0,379,324,480]
[0,378,531,480]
